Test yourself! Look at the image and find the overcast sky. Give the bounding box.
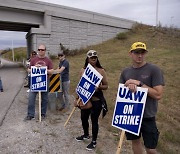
[0,0,179,49]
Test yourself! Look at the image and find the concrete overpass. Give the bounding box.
[0,0,135,56]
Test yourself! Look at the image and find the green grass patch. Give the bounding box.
[1,47,27,61]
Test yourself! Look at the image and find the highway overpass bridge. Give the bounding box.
[0,0,135,56]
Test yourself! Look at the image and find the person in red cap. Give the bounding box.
[119,42,164,154]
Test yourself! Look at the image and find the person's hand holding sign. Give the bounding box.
[35,64,42,67]
[124,79,141,93]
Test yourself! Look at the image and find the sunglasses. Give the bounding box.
[58,54,64,57]
[87,51,97,57]
[132,50,147,54]
[38,49,45,51]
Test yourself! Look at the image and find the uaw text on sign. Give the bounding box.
[76,64,103,105]
[31,66,47,92]
[112,84,148,136]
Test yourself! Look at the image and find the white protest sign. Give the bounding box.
[112,84,148,136]
[30,66,47,92]
[76,63,103,105]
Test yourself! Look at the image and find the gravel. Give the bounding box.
[0,85,133,154]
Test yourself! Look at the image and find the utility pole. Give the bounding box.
[156,0,159,27]
[12,40,14,61]
[171,16,174,27]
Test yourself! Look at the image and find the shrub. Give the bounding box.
[116,32,128,40]
[49,54,57,60]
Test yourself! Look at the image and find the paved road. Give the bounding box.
[0,58,25,126]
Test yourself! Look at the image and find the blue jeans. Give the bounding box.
[59,80,70,108]
[28,92,48,117]
[27,80,50,117]
[0,78,3,90]
[27,91,48,117]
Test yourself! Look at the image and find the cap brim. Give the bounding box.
[130,48,147,52]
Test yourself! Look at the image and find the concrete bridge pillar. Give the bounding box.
[26,11,53,57]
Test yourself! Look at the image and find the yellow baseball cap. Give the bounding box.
[130,42,147,52]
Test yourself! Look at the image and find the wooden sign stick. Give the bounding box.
[116,130,125,154]
[64,98,80,127]
[39,91,42,122]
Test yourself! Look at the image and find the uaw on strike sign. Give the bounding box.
[112,84,148,136]
[30,66,47,92]
[76,64,103,105]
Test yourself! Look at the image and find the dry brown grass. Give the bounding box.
[2,24,180,153]
[1,47,27,61]
[56,24,180,153]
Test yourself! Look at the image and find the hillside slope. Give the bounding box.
[65,24,180,153]
[2,24,180,153]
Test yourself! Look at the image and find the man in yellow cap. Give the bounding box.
[119,42,164,154]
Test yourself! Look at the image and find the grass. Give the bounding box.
[1,47,27,62]
[1,24,180,153]
[65,24,180,153]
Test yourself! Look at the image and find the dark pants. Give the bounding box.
[28,75,30,88]
[0,79,3,90]
[126,117,159,149]
[80,100,102,141]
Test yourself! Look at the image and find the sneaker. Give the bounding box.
[1,89,3,92]
[24,116,35,121]
[61,108,69,113]
[86,141,96,151]
[75,135,90,141]
[41,114,46,120]
[24,84,29,88]
[58,107,65,111]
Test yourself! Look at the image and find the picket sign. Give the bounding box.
[64,64,103,127]
[76,64,103,105]
[31,66,47,92]
[112,84,148,153]
[30,66,48,122]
